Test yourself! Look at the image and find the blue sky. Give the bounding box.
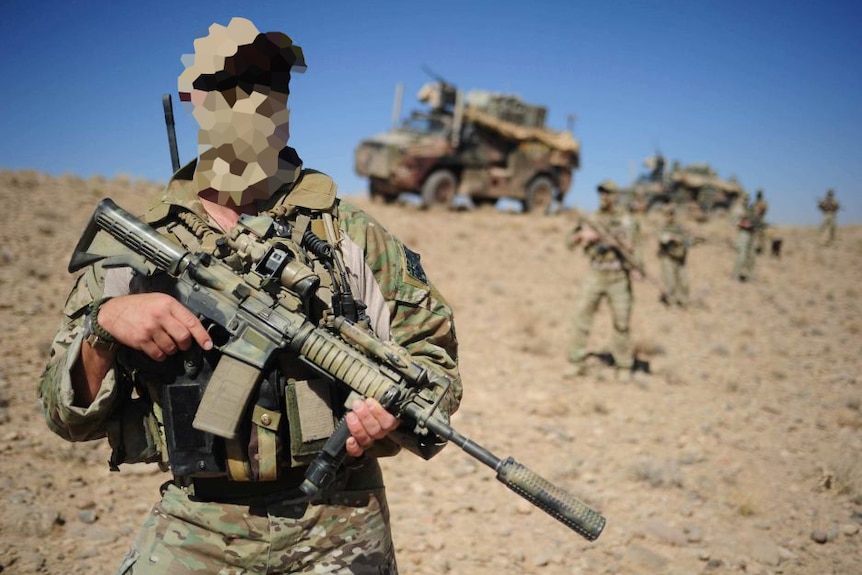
[1,0,859,225]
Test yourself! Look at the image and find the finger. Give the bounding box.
[169,303,212,350]
[139,340,168,362]
[150,329,179,357]
[345,410,372,448]
[363,398,399,435]
[351,399,383,438]
[345,436,364,458]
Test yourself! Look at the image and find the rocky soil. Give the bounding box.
[0,170,860,574]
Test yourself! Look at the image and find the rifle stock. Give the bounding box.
[71,198,607,541]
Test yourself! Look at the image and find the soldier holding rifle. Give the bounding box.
[38,18,459,574]
[566,180,643,379]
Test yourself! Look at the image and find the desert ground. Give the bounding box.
[0,170,860,575]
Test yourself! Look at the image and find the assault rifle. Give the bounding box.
[70,198,606,541]
[658,233,705,263]
[574,211,669,304]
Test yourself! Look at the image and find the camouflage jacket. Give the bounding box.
[658,223,688,261]
[582,208,643,271]
[38,158,461,478]
[819,198,840,214]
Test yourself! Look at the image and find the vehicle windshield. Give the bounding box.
[400,113,448,135]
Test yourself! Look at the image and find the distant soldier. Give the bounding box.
[657,206,691,307]
[730,190,748,228]
[752,189,769,254]
[818,189,840,246]
[566,180,642,378]
[732,193,758,281]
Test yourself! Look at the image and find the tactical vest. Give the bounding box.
[658,225,687,261]
[106,168,364,482]
[585,210,630,269]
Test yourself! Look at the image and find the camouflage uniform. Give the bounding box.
[568,182,642,373]
[732,201,758,281]
[752,190,769,254]
[38,160,461,574]
[818,189,840,246]
[657,208,689,307]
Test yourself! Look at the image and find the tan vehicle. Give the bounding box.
[621,153,746,214]
[354,78,580,213]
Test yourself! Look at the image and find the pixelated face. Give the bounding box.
[179,17,306,207]
[192,87,296,207]
[599,191,614,210]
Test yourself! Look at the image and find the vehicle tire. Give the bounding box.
[369,178,397,204]
[421,170,457,209]
[524,176,555,214]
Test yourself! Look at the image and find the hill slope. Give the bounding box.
[0,171,860,574]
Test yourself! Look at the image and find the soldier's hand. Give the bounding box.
[631,270,644,281]
[98,293,213,361]
[578,226,601,244]
[344,398,400,457]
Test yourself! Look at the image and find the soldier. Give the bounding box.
[38,18,460,575]
[657,205,690,307]
[566,180,642,378]
[732,192,759,281]
[752,189,769,254]
[818,189,840,246]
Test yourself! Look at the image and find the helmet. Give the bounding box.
[827,189,834,197]
[597,179,618,194]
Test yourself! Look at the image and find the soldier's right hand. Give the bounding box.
[98,293,213,361]
[577,226,601,244]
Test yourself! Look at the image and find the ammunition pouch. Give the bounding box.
[162,380,226,477]
[111,345,343,482]
[283,376,338,466]
[106,394,163,471]
[659,240,686,261]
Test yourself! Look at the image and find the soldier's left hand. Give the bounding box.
[631,270,644,281]
[345,398,400,457]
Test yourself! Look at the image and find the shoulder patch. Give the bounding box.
[403,245,428,286]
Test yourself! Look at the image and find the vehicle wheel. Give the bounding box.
[524,176,555,214]
[369,178,397,204]
[421,170,457,209]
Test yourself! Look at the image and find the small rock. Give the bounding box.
[685,525,704,543]
[811,530,829,544]
[76,547,99,559]
[625,545,669,572]
[749,535,781,566]
[78,509,98,524]
[841,523,860,536]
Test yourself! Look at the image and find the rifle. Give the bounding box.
[69,198,606,542]
[575,211,669,304]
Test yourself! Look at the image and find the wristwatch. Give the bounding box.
[83,297,119,353]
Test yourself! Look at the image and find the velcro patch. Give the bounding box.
[403,245,428,285]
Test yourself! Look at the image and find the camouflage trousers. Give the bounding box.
[659,256,688,306]
[568,268,634,370]
[733,230,755,281]
[819,213,836,245]
[116,482,397,575]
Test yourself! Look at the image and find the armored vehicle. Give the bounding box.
[620,153,746,214]
[354,78,580,213]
